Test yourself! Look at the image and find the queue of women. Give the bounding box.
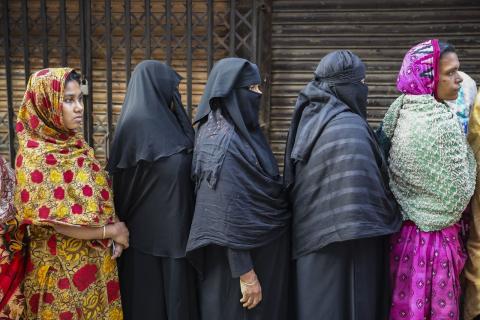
[0,38,479,320]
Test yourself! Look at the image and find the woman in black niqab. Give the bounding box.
[187,57,290,320]
[107,60,198,320]
[284,50,401,320]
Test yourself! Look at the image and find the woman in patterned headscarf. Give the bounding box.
[14,68,129,319]
[377,40,475,320]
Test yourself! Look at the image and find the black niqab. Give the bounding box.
[107,60,194,172]
[237,88,262,130]
[314,50,368,118]
[194,57,278,179]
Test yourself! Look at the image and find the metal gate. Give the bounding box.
[1,0,272,165]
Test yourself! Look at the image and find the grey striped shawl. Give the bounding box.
[289,112,401,258]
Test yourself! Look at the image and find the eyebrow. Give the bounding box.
[64,93,83,98]
[445,66,459,73]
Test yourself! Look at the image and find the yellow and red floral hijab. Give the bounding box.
[14,68,114,227]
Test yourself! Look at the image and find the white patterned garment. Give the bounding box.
[0,156,15,223]
[446,71,478,134]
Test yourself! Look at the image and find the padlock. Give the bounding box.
[81,79,89,95]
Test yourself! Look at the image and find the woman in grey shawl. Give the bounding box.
[284,50,401,320]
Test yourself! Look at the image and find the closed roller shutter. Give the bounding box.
[269,0,480,165]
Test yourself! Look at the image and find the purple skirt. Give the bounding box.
[389,221,466,320]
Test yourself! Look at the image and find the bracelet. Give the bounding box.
[102,225,106,239]
[240,278,258,286]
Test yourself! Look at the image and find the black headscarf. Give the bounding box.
[187,58,289,267]
[107,60,194,173]
[284,50,401,258]
[315,50,368,118]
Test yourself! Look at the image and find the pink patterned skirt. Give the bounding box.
[389,221,467,320]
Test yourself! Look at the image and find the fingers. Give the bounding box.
[118,237,129,249]
[239,285,262,309]
[242,295,254,308]
[248,292,262,310]
[111,243,124,259]
[113,238,128,248]
[239,294,247,304]
[247,298,257,310]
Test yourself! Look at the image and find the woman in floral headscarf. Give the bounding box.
[14,68,129,319]
[377,40,476,319]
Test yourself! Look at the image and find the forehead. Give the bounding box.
[64,81,81,94]
[439,52,460,71]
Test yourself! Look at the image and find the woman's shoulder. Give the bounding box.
[327,111,370,134]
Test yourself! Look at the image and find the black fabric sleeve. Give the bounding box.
[227,248,253,278]
[112,164,143,222]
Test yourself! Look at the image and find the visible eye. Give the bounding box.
[64,98,73,103]
[248,84,262,94]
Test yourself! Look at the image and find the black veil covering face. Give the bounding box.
[107,60,194,173]
[314,50,368,118]
[193,57,279,185]
[187,57,289,268]
[284,50,401,258]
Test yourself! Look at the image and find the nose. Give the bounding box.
[457,72,463,84]
[74,100,84,113]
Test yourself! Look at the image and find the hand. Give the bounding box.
[111,242,124,259]
[239,269,262,309]
[106,222,129,248]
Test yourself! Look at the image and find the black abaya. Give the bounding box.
[199,232,289,320]
[294,236,390,320]
[118,248,198,320]
[112,153,194,257]
[113,153,198,320]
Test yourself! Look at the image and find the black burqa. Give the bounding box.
[107,60,198,320]
[284,51,401,320]
[187,58,290,320]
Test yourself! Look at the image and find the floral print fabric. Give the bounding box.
[23,226,122,319]
[0,219,26,320]
[390,222,466,320]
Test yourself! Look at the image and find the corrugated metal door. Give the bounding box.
[268,0,480,164]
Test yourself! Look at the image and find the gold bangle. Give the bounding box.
[102,225,106,239]
[240,278,258,286]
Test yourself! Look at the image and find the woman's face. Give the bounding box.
[62,80,84,130]
[436,52,463,101]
